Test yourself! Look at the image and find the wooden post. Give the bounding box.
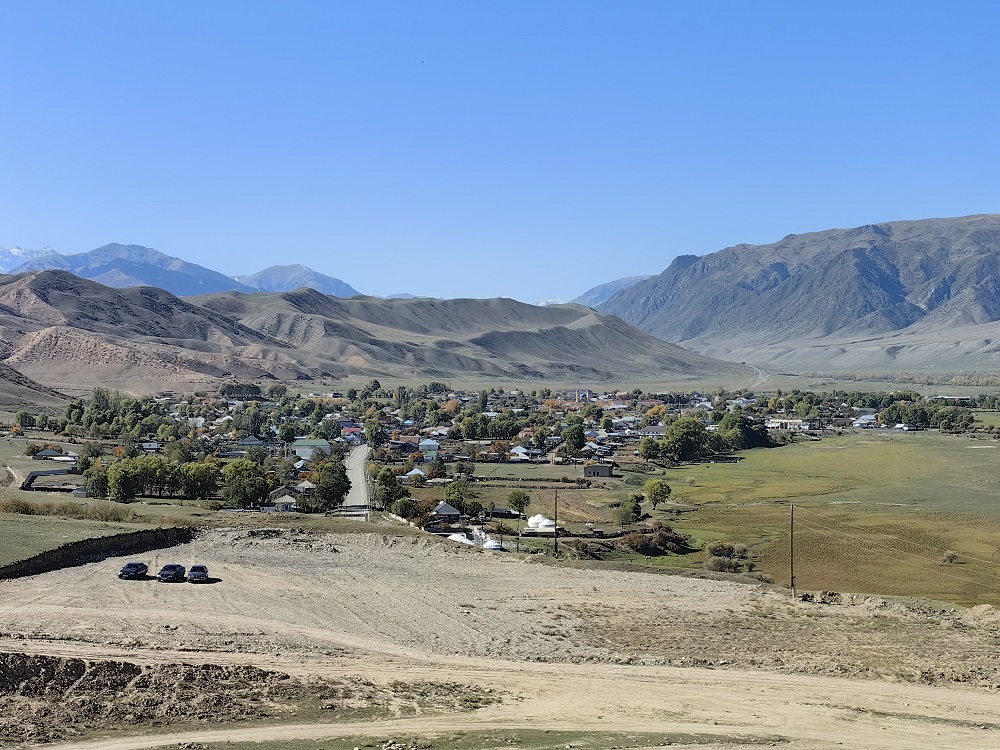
[790,504,796,599]
[553,488,559,556]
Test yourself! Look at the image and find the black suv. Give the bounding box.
[157,564,186,582]
[118,562,148,579]
[187,564,209,583]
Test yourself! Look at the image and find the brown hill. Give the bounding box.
[0,271,750,391]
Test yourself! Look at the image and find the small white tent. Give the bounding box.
[527,514,555,529]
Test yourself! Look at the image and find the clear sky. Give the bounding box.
[3,1,999,302]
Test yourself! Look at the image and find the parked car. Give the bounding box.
[118,562,148,579]
[187,564,209,583]
[157,564,186,582]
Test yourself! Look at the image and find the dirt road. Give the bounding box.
[3,527,1000,749]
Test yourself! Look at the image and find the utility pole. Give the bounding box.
[553,488,559,557]
[790,504,796,599]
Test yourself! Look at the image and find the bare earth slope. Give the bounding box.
[2,527,1000,749]
[600,214,1000,369]
[0,271,751,389]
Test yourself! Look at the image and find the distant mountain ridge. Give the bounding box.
[12,243,257,296]
[0,246,55,273]
[599,214,1000,369]
[233,264,361,297]
[0,270,752,388]
[7,243,365,299]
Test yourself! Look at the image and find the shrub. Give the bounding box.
[706,540,736,558]
[621,532,654,555]
[943,549,959,564]
[705,555,742,573]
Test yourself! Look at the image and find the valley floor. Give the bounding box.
[2,527,1000,749]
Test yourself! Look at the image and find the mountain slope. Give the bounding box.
[12,244,255,296]
[0,271,751,388]
[600,215,1000,367]
[572,275,651,307]
[234,264,361,297]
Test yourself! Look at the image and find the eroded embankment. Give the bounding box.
[0,652,501,746]
[0,526,196,580]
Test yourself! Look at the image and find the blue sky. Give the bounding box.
[3,1,999,302]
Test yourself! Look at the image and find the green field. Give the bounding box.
[6,429,1000,605]
[0,514,157,566]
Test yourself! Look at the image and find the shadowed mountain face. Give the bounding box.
[11,244,256,297]
[233,264,361,297]
[0,271,751,389]
[599,215,1000,368]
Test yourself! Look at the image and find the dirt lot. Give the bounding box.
[3,527,1000,749]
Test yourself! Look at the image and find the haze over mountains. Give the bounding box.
[0,270,748,390]
[599,214,1000,369]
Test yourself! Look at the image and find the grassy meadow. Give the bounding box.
[5,428,1000,604]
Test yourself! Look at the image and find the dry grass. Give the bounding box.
[0,494,138,522]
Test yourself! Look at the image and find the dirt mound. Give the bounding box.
[0,652,501,746]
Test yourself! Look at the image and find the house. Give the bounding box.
[584,463,613,478]
[32,448,64,460]
[389,440,421,455]
[291,438,332,459]
[403,468,427,483]
[509,445,531,461]
[261,494,298,513]
[764,418,818,432]
[852,414,879,429]
[432,501,461,522]
[418,439,440,453]
[638,425,669,438]
[140,441,162,453]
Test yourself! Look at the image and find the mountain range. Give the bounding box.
[8,244,363,299]
[233,264,361,297]
[599,214,1000,369]
[0,270,750,391]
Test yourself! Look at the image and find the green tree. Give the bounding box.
[365,417,386,447]
[107,461,140,503]
[373,467,407,510]
[14,410,31,430]
[85,464,109,499]
[643,478,672,510]
[264,383,288,400]
[638,437,660,462]
[180,460,219,499]
[245,445,269,465]
[562,424,586,451]
[507,489,531,535]
[221,459,269,509]
[660,418,710,461]
[615,495,643,527]
[311,460,351,511]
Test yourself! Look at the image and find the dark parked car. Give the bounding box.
[157,564,186,582]
[187,564,209,583]
[118,562,148,579]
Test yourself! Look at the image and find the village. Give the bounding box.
[6,382,982,554]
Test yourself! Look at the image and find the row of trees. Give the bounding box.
[84,454,351,510]
[636,415,771,463]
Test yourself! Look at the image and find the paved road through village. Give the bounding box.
[342,443,370,516]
